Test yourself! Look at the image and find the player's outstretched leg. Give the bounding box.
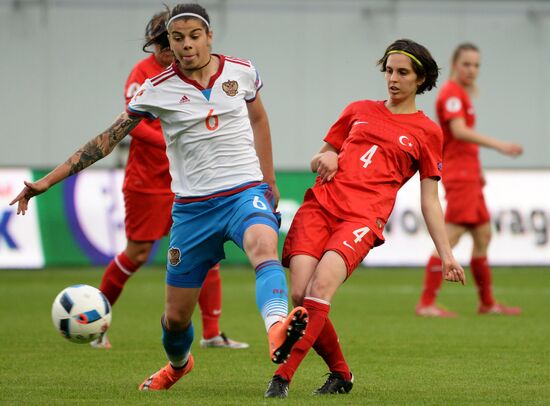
[268,306,308,364]
[140,316,195,391]
[139,355,195,391]
[313,372,354,395]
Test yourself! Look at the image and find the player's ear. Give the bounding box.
[207,30,213,50]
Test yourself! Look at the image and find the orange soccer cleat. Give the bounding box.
[268,306,308,364]
[139,354,195,391]
[415,304,458,318]
[478,303,521,315]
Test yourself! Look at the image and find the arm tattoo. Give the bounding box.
[67,113,141,175]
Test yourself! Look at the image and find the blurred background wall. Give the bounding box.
[1,0,549,170]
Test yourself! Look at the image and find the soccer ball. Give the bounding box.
[51,284,112,343]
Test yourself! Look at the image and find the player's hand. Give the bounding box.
[498,141,523,157]
[316,151,338,183]
[442,259,465,285]
[270,183,281,209]
[9,180,50,215]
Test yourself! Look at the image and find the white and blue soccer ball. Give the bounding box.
[51,284,112,343]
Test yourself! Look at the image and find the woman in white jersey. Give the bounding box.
[11,2,308,393]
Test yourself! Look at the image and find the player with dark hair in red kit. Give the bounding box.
[264,39,465,398]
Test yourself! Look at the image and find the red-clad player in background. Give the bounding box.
[264,39,465,398]
[91,11,248,350]
[416,43,523,318]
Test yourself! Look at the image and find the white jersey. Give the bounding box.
[127,54,264,197]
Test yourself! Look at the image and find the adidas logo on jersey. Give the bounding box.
[179,95,190,104]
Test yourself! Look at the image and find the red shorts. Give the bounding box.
[443,181,490,226]
[282,190,378,277]
[124,190,173,241]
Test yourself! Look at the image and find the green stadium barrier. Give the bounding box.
[31,169,315,267]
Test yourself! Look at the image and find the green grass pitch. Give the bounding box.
[1,266,549,405]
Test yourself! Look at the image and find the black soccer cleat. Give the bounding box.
[313,372,354,395]
[268,306,308,364]
[264,375,289,398]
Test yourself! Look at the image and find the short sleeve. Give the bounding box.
[323,103,357,150]
[124,65,148,106]
[244,62,263,103]
[418,125,443,180]
[439,86,466,123]
[127,80,158,120]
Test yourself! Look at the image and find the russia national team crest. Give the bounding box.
[222,80,238,96]
[168,247,181,266]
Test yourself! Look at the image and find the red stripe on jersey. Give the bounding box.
[225,56,251,67]
[152,73,176,86]
[152,71,176,87]
[150,66,174,83]
[174,181,262,203]
[151,69,176,86]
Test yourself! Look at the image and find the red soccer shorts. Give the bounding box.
[124,190,173,241]
[443,181,490,226]
[282,190,378,277]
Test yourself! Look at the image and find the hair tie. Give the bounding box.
[166,13,210,30]
[386,50,423,68]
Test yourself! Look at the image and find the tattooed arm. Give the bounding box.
[10,112,141,215]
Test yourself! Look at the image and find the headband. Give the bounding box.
[166,13,210,29]
[386,50,423,68]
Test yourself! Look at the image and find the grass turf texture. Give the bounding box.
[0,266,549,405]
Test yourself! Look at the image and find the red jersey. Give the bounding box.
[312,100,443,241]
[123,54,172,194]
[436,80,481,183]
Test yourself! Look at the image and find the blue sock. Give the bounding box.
[161,317,194,368]
[255,260,289,331]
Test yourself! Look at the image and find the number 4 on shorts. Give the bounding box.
[353,226,370,243]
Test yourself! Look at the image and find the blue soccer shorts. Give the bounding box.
[166,182,280,288]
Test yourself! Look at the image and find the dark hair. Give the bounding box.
[377,39,440,95]
[167,3,210,33]
[142,11,169,53]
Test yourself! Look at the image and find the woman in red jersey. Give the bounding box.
[264,39,466,398]
[416,43,523,318]
[91,10,248,350]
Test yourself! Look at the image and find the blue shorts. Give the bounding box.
[166,182,280,288]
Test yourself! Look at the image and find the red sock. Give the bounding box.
[99,252,139,306]
[276,297,329,382]
[198,264,222,339]
[470,257,495,306]
[419,256,443,306]
[313,317,351,381]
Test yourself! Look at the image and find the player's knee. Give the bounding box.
[131,252,149,267]
[125,245,152,266]
[244,233,278,260]
[164,311,191,331]
[308,276,332,301]
[290,290,305,307]
[474,229,492,250]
